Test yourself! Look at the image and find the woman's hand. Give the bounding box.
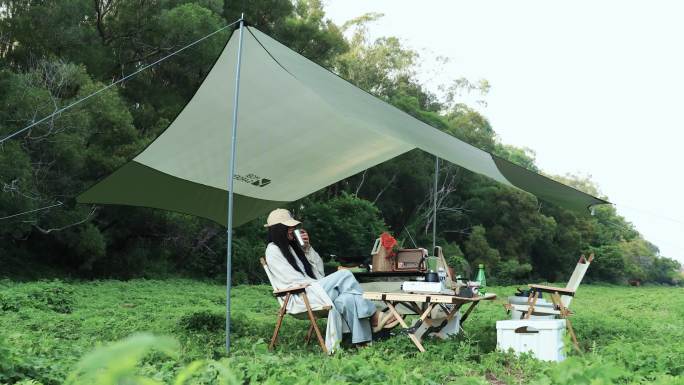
[300,229,310,251]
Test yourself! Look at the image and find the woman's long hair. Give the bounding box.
[267,223,317,279]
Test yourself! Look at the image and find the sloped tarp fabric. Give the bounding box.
[77,26,608,226]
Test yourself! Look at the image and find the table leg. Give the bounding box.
[385,301,426,353]
[411,302,438,342]
[460,301,479,326]
[418,302,465,340]
[419,302,435,322]
[445,302,464,322]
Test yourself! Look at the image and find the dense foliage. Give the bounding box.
[0,0,680,285]
[0,279,683,384]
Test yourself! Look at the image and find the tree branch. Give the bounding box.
[33,206,97,234]
[373,173,397,204]
[354,169,367,196]
[94,0,119,45]
[418,166,464,235]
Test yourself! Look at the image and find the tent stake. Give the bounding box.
[226,15,245,354]
[432,156,439,253]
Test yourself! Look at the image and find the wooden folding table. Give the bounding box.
[363,291,496,352]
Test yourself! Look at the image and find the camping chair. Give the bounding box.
[506,254,594,352]
[260,257,331,353]
[434,246,456,289]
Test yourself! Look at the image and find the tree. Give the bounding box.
[295,193,386,259]
[0,60,141,272]
[463,225,500,269]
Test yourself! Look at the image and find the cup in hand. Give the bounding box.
[293,229,305,247]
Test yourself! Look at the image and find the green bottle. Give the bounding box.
[475,264,486,294]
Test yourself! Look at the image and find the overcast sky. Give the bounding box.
[325,0,684,264]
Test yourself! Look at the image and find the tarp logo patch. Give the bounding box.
[234,173,271,187]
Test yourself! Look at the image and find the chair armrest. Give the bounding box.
[273,283,310,296]
[528,284,575,296]
[508,303,565,316]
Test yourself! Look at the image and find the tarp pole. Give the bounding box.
[226,15,245,354]
[432,156,439,253]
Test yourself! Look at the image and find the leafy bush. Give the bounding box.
[463,225,500,268]
[647,257,683,285]
[531,356,623,385]
[296,193,387,260]
[27,281,75,314]
[0,291,25,312]
[446,255,472,279]
[1,280,74,313]
[175,310,226,359]
[0,334,40,384]
[177,310,224,334]
[589,245,627,283]
[494,259,533,285]
[64,333,239,385]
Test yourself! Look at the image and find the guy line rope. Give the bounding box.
[0,18,241,221]
[0,18,241,145]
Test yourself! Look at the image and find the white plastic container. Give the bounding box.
[496,319,566,362]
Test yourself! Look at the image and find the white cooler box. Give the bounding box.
[496,319,566,362]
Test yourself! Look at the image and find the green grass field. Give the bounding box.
[1,279,683,385]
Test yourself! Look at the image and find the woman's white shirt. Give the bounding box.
[263,242,333,319]
[265,243,318,287]
[305,247,325,279]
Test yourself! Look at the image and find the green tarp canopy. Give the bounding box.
[77,25,608,225]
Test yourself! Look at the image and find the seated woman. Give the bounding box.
[264,208,396,346]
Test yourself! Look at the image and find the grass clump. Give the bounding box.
[0,280,74,314]
[28,282,75,314]
[177,310,224,333]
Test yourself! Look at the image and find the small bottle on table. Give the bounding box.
[475,264,487,295]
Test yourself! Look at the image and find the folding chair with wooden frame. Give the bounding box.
[506,254,594,353]
[260,257,331,353]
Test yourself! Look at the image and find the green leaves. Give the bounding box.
[65,334,177,385]
[296,192,387,259]
[531,357,624,385]
[61,333,239,385]
[464,225,501,268]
